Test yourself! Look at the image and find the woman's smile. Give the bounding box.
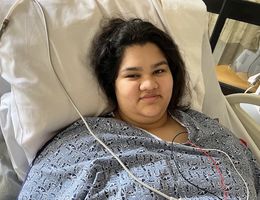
[140,94,161,103]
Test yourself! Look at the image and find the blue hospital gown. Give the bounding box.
[18,109,260,199]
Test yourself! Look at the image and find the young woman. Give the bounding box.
[18,18,259,200]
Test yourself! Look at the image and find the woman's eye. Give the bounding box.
[154,69,165,74]
[125,74,140,78]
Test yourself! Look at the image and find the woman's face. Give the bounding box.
[115,42,173,126]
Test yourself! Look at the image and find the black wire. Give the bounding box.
[170,135,223,200]
[171,131,187,144]
[0,19,9,40]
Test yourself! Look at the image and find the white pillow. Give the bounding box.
[0,0,111,168]
[0,0,207,181]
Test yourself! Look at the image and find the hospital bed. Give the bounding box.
[0,0,259,199]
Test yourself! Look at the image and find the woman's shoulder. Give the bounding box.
[173,108,220,125]
[172,108,235,144]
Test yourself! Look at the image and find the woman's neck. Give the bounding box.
[114,110,188,143]
[114,110,169,131]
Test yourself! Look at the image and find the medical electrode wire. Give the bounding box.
[5,1,249,199]
[186,142,228,199]
[32,1,180,199]
[170,140,224,200]
[187,143,250,200]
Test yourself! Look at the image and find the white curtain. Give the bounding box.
[207,0,260,74]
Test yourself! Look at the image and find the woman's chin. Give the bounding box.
[140,109,166,119]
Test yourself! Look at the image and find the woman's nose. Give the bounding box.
[139,77,158,91]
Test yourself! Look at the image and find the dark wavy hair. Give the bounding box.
[90,18,190,110]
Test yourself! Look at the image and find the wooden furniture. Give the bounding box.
[215,65,258,94]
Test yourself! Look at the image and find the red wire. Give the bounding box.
[187,141,229,200]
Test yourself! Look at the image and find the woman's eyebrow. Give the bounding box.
[152,60,168,68]
[121,66,142,72]
[121,60,168,72]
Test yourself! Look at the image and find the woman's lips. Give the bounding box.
[140,95,160,103]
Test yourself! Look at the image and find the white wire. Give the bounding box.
[32,0,180,199]
[244,85,255,93]
[192,147,250,200]
[6,1,250,199]
[4,0,24,20]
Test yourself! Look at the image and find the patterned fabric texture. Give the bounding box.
[18,109,260,199]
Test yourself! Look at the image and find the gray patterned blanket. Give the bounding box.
[18,109,259,199]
